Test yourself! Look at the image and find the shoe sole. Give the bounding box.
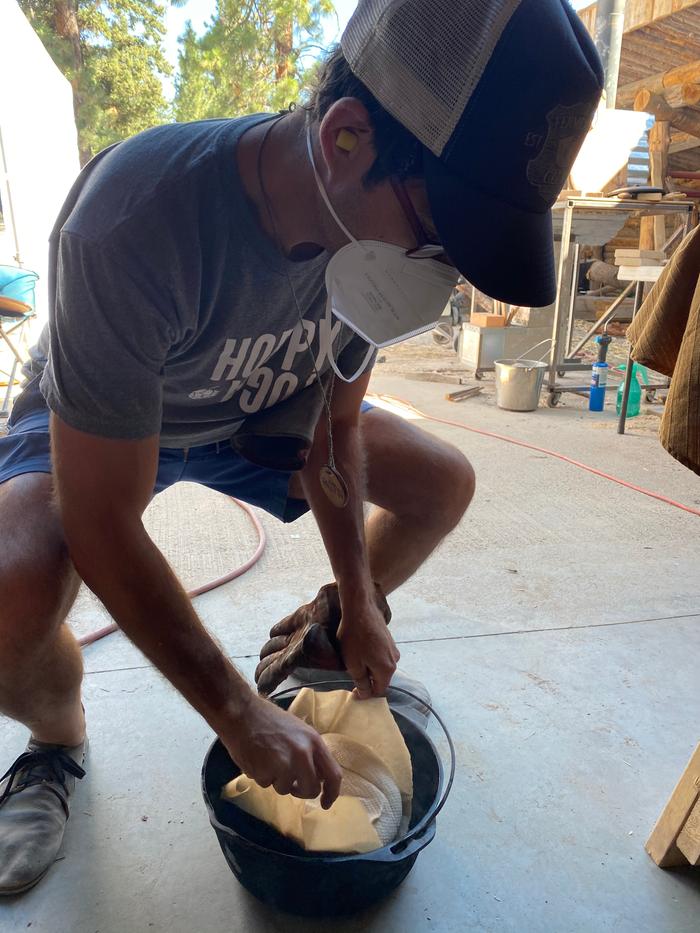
[0,861,53,897]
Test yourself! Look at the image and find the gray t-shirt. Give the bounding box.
[17,114,370,448]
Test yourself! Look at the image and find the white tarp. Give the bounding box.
[0,0,80,323]
[569,104,651,196]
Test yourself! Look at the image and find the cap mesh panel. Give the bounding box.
[342,0,522,155]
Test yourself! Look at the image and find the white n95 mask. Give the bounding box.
[307,129,459,382]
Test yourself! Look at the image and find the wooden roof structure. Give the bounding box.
[579,1,700,92]
[578,0,700,176]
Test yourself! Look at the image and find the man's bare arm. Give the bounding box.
[51,415,342,805]
[298,375,399,697]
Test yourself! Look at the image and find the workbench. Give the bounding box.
[545,196,693,407]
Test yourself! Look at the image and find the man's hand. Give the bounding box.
[337,596,400,699]
[255,582,393,696]
[220,694,343,809]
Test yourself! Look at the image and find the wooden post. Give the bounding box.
[639,120,670,251]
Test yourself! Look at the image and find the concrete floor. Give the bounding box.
[2,370,700,932]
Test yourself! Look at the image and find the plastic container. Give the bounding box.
[616,363,648,418]
[201,682,455,917]
[494,359,547,411]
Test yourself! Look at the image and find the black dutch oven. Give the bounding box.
[201,682,455,917]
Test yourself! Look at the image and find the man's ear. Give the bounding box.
[317,97,376,184]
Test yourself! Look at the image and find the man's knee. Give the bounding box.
[0,476,79,647]
[431,443,475,529]
[363,409,475,526]
[1,545,75,625]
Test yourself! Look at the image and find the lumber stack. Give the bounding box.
[646,743,700,868]
[614,248,666,280]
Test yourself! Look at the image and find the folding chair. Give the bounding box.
[0,265,38,416]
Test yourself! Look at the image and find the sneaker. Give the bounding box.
[0,738,87,895]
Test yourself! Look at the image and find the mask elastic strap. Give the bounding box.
[324,298,375,383]
[306,126,360,246]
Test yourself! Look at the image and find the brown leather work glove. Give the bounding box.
[255,582,391,696]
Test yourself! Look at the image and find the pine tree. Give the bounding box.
[173,0,334,123]
[19,0,171,163]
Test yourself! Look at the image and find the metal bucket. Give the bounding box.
[494,359,547,411]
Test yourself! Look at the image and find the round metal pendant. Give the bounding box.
[319,465,349,508]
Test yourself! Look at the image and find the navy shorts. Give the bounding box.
[0,403,374,523]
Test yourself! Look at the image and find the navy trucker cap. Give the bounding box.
[342,0,604,306]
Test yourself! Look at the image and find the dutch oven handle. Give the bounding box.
[270,680,456,862]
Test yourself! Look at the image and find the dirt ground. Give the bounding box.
[378,320,638,373]
[373,322,667,437]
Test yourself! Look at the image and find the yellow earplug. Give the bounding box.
[336,129,358,152]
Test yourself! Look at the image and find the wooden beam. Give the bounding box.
[587,260,620,288]
[664,83,700,109]
[640,120,670,250]
[622,0,699,33]
[634,90,700,137]
[646,743,700,868]
[676,798,700,865]
[669,132,700,154]
[577,3,596,35]
[617,58,700,109]
[578,0,699,34]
